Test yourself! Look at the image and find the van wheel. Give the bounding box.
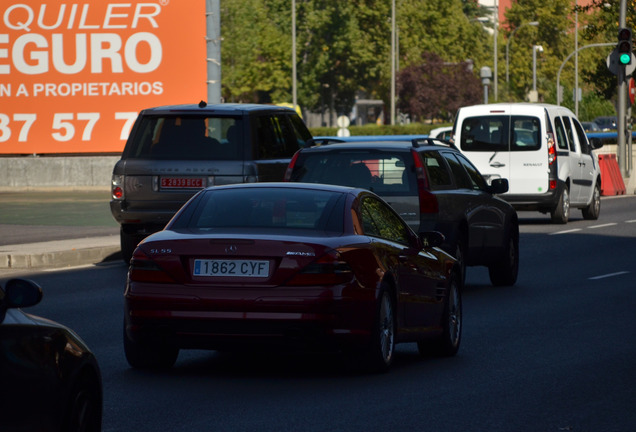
[488,226,519,286]
[581,183,601,220]
[550,187,570,224]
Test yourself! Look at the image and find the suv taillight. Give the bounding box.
[111,175,124,200]
[411,149,439,214]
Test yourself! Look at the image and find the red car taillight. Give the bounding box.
[128,250,175,283]
[285,250,353,286]
[411,149,439,214]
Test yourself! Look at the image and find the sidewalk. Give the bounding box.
[0,191,122,270]
[0,235,121,270]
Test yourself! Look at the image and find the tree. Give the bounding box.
[220,0,291,103]
[503,0,577,102]
[502,0,635,112]
[397,52,482,122]
[579,0,636,102]
[219,0,493,119]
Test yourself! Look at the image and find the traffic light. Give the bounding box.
[618,27,633,65]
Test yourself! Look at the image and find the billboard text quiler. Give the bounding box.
[0,1,206,154]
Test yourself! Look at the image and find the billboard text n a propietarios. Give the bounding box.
[0,1,206,154]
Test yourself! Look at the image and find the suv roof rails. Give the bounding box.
[411,137,457,150]
[306,137,347,147]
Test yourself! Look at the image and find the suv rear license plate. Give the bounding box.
[193,259,270,277]
[160,177,205,189]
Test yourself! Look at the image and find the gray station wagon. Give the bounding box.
[110,102,313,262]
[285,138,520,286]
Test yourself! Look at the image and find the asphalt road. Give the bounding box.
[2,195,635,432]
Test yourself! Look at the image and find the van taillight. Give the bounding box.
[411,149,439,214]
[547,132,556,165]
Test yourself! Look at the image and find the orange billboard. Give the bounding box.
[0,1,207,154]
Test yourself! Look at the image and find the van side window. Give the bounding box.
[553,117,570,151]
[562,117,577,152]
[573,119,591,155]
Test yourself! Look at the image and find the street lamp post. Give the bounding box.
[531,45,543,102]
[480,66,492,104]
[506,21,539,84]
[493,0,498,101]
[292,0,297,110]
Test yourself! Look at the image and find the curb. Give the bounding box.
[0,236,121,270]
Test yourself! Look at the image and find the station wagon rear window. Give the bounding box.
[290,151,415,196]
[459,115,541,152]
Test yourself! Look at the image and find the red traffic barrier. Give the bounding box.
[598,154,626,196]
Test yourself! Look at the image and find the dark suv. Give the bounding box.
[285,138,519,286]
[111,102,312,262]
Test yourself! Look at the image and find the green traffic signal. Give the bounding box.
[619,52,632,65]
[618,28,632,66]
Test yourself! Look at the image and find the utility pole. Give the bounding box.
[206,0,222,104]
[390,0,396,125]
[292,0,297,111]
[617,0,628,176]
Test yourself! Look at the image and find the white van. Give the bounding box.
[452,103,603,223]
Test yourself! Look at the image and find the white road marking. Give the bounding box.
[549,229,581,235]
[588,223,617,229]
[589,271,630,280]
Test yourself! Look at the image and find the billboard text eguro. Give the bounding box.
[0,1,206,154]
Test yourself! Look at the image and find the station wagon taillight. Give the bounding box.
[284,151,301,181]
[411,149,439,214]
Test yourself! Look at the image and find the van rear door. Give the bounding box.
[457,108,547,195]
